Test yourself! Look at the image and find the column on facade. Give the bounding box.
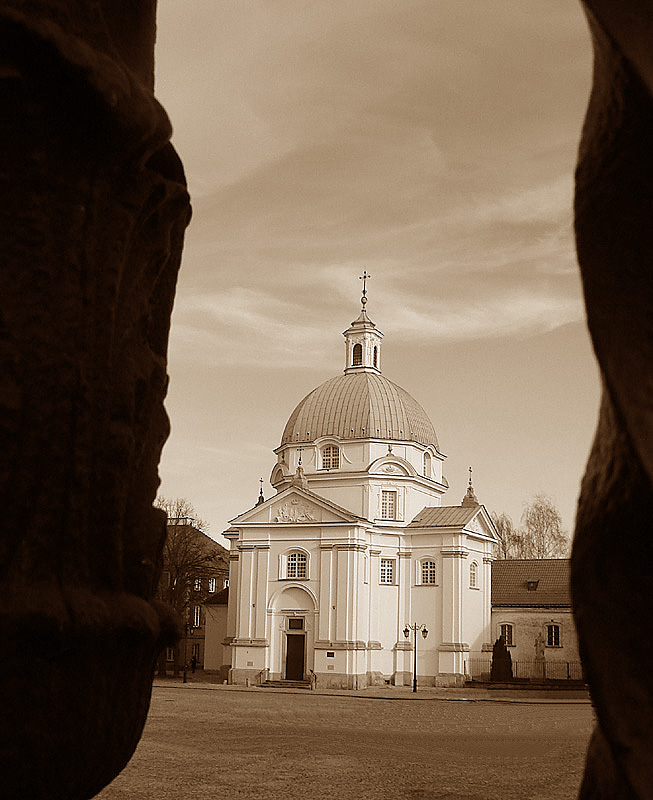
[235,545,255,639]
[252,545,270,643]
[440,545,467,677]
[482,556,493,652]
[368,547,381,648]
[318,545,335,643]
[396,548,413,684]
[225,550,239,643]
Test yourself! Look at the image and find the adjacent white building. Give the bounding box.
[221,293,498,688]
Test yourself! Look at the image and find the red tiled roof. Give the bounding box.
[407,506,480,528]
[491,559,571,607]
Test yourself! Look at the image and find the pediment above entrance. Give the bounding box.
[228,487,361,526]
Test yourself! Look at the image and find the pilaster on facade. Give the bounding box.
[483,555,493,645]
[440,546,466,655]
[397,548,412,644]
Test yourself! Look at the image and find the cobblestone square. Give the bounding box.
[97,684,593,800]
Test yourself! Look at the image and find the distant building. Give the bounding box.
[490,558,580,675]
[219,289,498,688]
[203,587,230,681]
[158,519,229,672]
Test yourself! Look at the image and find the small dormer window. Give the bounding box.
[352,343,363,366]
[322,445,340,469]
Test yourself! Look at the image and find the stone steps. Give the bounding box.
[261,679,312,690]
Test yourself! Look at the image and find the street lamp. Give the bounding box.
[182,622,195,684]
[403,623,429,693]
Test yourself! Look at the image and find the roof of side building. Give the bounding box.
[407,506,481,528]
[491,559,571,607]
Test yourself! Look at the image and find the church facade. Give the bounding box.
[224,291,497,688]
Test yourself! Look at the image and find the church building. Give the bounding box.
[223,284,498,688]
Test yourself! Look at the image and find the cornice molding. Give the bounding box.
[441,548,468,559]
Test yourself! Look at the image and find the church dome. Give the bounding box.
[280,372,439,448]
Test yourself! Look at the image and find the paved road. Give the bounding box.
[97,685,594,799]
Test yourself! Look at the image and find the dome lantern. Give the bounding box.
[343,270,383,375]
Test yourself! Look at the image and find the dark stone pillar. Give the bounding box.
[573,2,653,796]
[0,4,190,798]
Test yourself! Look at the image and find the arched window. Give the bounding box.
[500,623,514,647]
[423,452,432,478]
[373,346,378,368]
[420,559,437,585]
[546,623,561,647]
[286,551,308,579]
[469,561,479,588]
[352,343,362,366]
[322,445,340,469]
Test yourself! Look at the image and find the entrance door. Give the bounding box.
[285,634,305,680]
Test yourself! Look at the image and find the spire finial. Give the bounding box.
[462,466,479,507]
[298,445,304,466]
[359,270,370,309]
[256,477,265,506]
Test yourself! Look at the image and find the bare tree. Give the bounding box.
[492,496,570,559]
[154,497,228,675]
[519,494,570,558]
[491,511,522,559]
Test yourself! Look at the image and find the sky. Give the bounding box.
[153,1,599,546]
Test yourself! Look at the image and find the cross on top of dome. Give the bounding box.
[344,273,383,375]
[360,270,370,310]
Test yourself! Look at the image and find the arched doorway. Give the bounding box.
[269,585,317,681]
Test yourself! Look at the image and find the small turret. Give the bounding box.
[343,270,383,375]
[461,466,479,507]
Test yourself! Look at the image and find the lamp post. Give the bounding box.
[403,623,428,693]
[182,622,194,684]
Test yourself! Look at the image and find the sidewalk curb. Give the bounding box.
[151,680,592,705]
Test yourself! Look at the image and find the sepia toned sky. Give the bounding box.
[153,1,599,545]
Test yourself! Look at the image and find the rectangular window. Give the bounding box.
[380,559,394,584]
[287,551,308,579]
[500,623,513,647]
[420,560,437,585]
[191,643,200,658]
[193,577,201,591]
[322,446,340,469]
[166,647,175,662]
[288,618,303,630]
[381,491,396,520]
[193,605,201,628]
[208,577,217,593]
[547,624,561,647]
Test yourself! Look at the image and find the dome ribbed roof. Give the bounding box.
[281,373,438,448]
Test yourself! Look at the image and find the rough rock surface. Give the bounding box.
[573,2,653,797]
[0,3,189,798]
